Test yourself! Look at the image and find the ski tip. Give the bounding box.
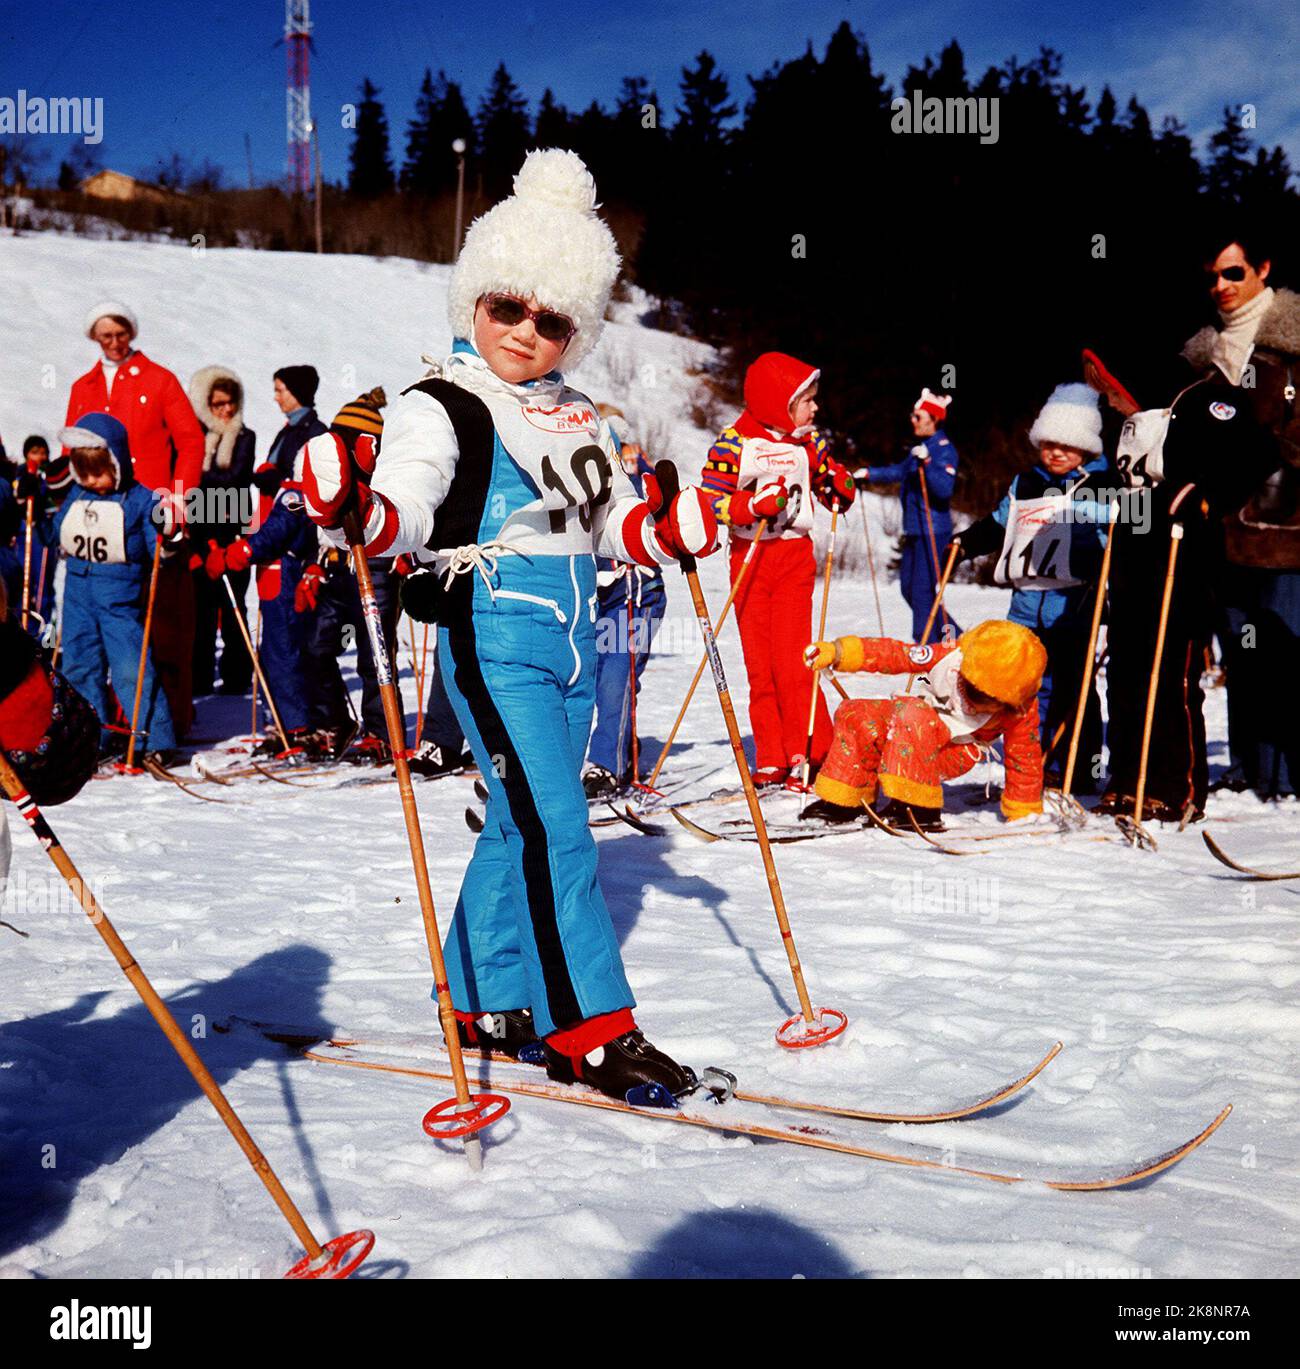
[669,807,722,842]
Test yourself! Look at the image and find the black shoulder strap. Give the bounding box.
[401,378,496,552]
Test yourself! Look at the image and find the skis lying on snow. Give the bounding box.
[1202,830,1300,881]
[143,757,234,804]
[225,1018,1063,1125]
[224,1020,1229,1191]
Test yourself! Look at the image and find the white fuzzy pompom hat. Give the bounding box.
[448,148,621,371]
[1028,382,1104,455]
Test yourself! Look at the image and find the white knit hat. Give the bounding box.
[447,148,621,371]
[1028,382,1103,455]
[84,300,139,339]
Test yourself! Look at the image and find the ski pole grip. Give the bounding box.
[650,459,695,573]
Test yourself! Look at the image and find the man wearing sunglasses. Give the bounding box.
[1182,230,1300,799]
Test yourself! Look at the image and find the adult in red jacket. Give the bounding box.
[701,351,855,787]
[64,302,205,737]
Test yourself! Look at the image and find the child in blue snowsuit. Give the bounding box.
[1,439,59,639]
[204,466,319,743]
[54,412,176,758]
[858,388,961,643]
[583,411,666,796]
[301,150,719,1101]
[949,383,1113,786]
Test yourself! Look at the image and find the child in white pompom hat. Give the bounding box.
[947,382,1114,787]
[301,148,719,1101]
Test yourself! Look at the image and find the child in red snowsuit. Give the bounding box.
[702,352,855,787]
[802,620,1047,825]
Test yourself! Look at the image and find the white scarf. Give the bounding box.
[201,408,243,474]
[1212,286,1275,385]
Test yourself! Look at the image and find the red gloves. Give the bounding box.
[642,474,718,561]
[815,460,855,510]
[295,563,326,613]
[224,539,253,574]
[302,431,379,530]
[718,475,788,527]
[203,541,227,580]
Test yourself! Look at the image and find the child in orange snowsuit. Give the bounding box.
[803,620,1047,825]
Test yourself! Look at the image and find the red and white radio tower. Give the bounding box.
[285,0,313,194]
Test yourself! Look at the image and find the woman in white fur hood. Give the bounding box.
[188,364,257,695]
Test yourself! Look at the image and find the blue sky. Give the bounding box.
[1,0,1295,186]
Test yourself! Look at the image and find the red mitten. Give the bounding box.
[303,431,374,530]
[224,538,253,574]
[393,553,415,577]
[719,475,788,527]
[295,563,326,613]
[203,541,227,580]
[643,476,718,561]
[815,460,855,510]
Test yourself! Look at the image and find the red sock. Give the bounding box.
[545,1008,636,1062]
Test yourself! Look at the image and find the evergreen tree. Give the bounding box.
[1207,105,1253,206]
[673,50,736,169]
[402,70,475,196]
[348,77,394,198]
[534,88,571,147]
[477,63,530,199]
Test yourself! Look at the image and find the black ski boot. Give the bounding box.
[454,1008,540,1061]
[543,1028,697,1105]
[799,797,861,824]
[581,764,623,800]
[878,798,945,831]
[409,740,473,779]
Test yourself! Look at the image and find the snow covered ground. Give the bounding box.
[1,231,1297,1280]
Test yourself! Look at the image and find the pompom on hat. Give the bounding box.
[448,148,621,371]
[913,387,951,422]
[1028,382,1103,455]
[958,620,1047,711]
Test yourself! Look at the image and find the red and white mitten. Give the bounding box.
[302,432,359,529]
[641,476,718,563]
[718,475,787,527]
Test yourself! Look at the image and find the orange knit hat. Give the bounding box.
[957,621,1047,711]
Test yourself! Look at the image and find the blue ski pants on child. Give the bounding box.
[61,569,176,752]
[437,555,635,1036]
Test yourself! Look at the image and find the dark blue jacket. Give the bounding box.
[867,430,959,537]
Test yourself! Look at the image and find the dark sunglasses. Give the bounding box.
[482,293,576,344]
[1204,265,1248,284]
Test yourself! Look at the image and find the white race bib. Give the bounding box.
[737,435,813,538]
[994,490,1083,590]
[1115,409,1170,489]
[60,499,128,564]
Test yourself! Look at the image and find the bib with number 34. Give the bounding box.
[1115,408,1171,490]
[60,499,129,564]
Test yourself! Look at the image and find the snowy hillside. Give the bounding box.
[1,231,1297,1280]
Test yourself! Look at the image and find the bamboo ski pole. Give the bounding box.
[641,518,769,797]
[20,497,34,630]
[800,503,840,792]
[412,621,430,747]
[625,570,639,785]
[905,543,961,697]
[124,537,165,773]
[342,510,507,1165]
[1061,509,1118,799]
[1125,522,1184,849]
[859,495,885,636]
[0,748,373,1279]
[651,461,845,1048]
[917,465,949,637]
[221,573,295,757]
[249,601,261,743]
